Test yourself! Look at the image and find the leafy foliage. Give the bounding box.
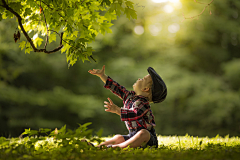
[0,125,240,160]
[0,0,137,66]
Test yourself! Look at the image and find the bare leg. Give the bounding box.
[97,134,125,147]
[112,129,150,148]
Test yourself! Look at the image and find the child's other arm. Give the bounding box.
[88,65,107,83]
[104,98,121,116]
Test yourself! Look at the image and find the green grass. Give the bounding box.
[0,125,240,160]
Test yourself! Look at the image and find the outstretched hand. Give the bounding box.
[104,98,121,115]
[88,65,107,83]
[88,65,105,77]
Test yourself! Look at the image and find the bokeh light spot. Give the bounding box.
[134,25,144,35]
[149,24,162,36]
[163,4,174,13]
[168,23,180,33]
[169,0,180,3]
[152,0,168,3]
[152,0,181,4]
[173,1,182,9]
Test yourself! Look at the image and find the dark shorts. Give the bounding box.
[122,127,158,148]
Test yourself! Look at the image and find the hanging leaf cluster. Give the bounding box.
[0,0,137,66]
[13,30,20,42]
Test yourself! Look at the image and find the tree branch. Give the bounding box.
[1,0,63,54]
[44,32,63,54]
[41,7,49,49]
[183,0,214,20]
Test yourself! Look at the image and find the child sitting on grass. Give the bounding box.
[88,65,167,148]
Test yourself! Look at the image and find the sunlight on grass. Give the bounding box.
[158,135,240,149]
[1,125,240,159]
[98,134,240,150]
[1,134,240,160]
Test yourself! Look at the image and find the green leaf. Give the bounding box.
[25,42,33,54]
[124,7,137,20]
[87,47,93,56]
[89,1,100,11]
[100,22,113,34]
[2,11,8,19]
[97,16,108,23]
[21,128,38,136]
[58,125,66,134]
[33,37,44,47]
[101,0,111,6]
[39,128,52,134]
[110,3,124,16]
[96,128,103,137]
[19,41,26,50]
[80,122,92,129]
[21,128,31,135]
[105,11,117,21]
[72,31,78,37]
[23,8,32,17]
[125,1,134,8]
[49,33,57,43]
[61,43,71,54]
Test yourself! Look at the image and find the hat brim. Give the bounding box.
[148,67,167,103]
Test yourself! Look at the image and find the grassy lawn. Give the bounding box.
[1,126,240,160]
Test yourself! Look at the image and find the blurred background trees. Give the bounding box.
[0,0,240,137]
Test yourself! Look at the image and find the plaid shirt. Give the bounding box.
[104,76,156,131]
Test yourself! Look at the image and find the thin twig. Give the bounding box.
[40,6,49,49]
[49,30,75,48]
[41,1,67,22]
[41,1,64,12]
[183,0,214,20]
[34,0,49,49]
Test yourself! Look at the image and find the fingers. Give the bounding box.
[107,97,113,105]
[104,105,110,112]
[102,65,105,72]
[104,102,111,108]
[88,69,97,73]
[105,109,110,112]
[104,98,113,106]
[104,101,109,105]
[104,99,113,113]
[88,70,95,74]
[104,105,110,108]
[88,65,105,74]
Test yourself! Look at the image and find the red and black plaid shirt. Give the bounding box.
[104,76,156,131]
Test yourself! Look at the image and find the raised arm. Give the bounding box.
[89,65,134,100]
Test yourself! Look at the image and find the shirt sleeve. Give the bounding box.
[104,76,134,101]
[120,100,150,121]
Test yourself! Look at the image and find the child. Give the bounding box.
[88,65,167,148]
